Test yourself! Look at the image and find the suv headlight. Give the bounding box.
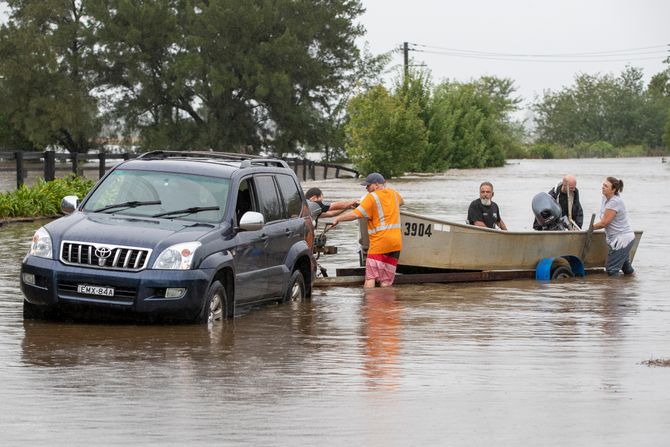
[153,242,201,270]
[29,227,53,258]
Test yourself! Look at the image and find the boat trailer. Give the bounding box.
[314,256,605,288]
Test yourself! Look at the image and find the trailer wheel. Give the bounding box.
[551,265,575,279]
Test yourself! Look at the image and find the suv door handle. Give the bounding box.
[285,228,292,237]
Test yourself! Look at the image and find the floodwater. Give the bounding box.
[1,158,669,446]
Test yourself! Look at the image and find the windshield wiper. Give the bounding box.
[93,200,162,213]
[152,206,220,218]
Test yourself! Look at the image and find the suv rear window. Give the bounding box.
[83,170,230,223]
[276,174,303,218]
[254,175,283,222]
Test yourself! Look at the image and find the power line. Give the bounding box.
[403,42,669,63]
[414,49,666,63]
[409,42,669,58]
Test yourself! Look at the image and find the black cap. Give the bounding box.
[360,172,385,186]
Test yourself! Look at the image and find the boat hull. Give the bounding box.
[397,211,642,271]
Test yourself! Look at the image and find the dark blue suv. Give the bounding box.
[20,151,315,323]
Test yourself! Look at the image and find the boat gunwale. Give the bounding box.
[400,210,643,237]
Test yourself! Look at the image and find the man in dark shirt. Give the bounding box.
[532,175,583,230]
[305,187,358,219]
[467,182,507,230]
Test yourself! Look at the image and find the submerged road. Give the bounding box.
[1,157,668,446]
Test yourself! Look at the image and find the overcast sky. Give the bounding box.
[2,1,667,120]
[358,0,670,118]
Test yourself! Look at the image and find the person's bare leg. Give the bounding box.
[364,279,377,288]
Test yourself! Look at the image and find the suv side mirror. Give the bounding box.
[61,195,79,215]
[239,211,265,231]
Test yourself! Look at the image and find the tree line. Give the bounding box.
[531,65,670,159]
[1,1,668,179]
[0,0,382,156]
[347,63,670,177]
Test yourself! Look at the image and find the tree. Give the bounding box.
[0,0,102,153]
[648,61,670,150]
[345,85,429,178]
[318,46,391,162]
[532,66,668,151]
[426,78,516,169]
[0,111,38,151]
[394,67,433,128]
[89,0,367,154]
[0,0,370,155]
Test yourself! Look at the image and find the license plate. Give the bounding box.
[77,284,115,297]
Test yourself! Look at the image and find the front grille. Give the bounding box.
[60,241,151,271]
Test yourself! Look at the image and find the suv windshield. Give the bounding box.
[83,170,230,223]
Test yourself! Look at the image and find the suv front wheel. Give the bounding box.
[283,270,306,303]
[196,280,229,323]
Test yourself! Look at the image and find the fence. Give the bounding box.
[0,151,360,191]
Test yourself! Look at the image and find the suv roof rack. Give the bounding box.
[136,150,289,168]
[137,150,260,161]
[239,159,289,169]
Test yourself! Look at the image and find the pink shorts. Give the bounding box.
[365,252,400,284]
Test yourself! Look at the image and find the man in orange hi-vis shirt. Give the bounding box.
[331,173,404,288]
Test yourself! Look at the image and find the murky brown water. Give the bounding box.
[1,158,669,446]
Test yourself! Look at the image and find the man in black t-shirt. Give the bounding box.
[467,181,507,230]
[305,187,358,219]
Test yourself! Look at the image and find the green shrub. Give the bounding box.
[618,145,647,157]
[504,143,528,159]
[527,143,559,159]
[0,175,95,219]
[573,141,615,158]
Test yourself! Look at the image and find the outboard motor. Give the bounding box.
[532,192,569,231]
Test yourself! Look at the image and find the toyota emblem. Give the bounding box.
[95,246,112,266]
[95,246,112,259]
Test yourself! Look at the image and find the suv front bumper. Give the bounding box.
[21,255,214,318]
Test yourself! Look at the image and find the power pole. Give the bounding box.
[403,41,409,81]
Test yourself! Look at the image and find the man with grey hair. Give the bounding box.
[533,174,584,230]
[467,181,507,230]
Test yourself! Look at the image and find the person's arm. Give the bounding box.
[473,220,488,228]
[327,199,358,212]
[574,195,584,228]
[320,207,349,218]
[330,210,359,228]
[593,209,616,230]
[497,219,508,231]
[396,191,405,207]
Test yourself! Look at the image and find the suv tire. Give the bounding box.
[196,280,228,324]
[283,270,306,303]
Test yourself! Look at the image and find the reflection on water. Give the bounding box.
[1,158,670,445]
[362,288,400,390]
